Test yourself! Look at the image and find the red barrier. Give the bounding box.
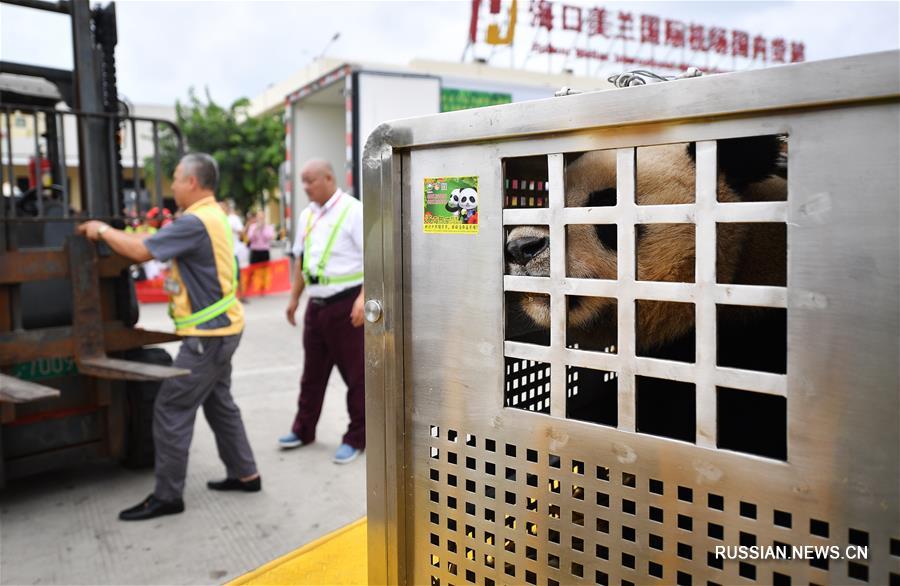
[241,258,291,297]
[136,258,292,304]
[135,276,168,303]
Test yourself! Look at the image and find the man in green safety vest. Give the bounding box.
[79,153,261,521]
[281,158,365,464]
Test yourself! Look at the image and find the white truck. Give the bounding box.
[279,60,593,240]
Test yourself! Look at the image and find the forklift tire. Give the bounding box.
[120,347,173,469]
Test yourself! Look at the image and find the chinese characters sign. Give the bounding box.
[466,0,805,76]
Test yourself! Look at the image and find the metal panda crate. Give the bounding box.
[363,51,900,586]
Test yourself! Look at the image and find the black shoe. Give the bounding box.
[118,494,184,521]
[207,476,262,492]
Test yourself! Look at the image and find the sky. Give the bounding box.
[1,1,898,107]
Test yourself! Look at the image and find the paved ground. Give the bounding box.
[0,292,367,585]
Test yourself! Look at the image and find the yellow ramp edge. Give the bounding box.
[229,516,368,585]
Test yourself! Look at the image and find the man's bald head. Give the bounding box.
[301,158,334,179]
[300,158,338,206]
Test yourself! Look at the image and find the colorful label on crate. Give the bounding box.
[424,176,479,234]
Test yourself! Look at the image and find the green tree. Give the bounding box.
[146,89,284,213]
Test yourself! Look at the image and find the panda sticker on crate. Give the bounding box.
[504,135,789,460]
[424,176,479,234]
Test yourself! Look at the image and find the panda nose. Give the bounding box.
[506,236,549,265]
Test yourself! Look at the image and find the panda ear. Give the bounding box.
[686,135,784,191]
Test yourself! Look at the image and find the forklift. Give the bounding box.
[0,0,188,486]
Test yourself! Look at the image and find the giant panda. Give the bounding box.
[505,136,787,455]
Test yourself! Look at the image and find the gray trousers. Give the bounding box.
[153,334,257,501]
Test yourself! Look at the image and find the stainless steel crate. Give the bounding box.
[364,51,900,586]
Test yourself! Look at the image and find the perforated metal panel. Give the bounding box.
[364,52,900,586]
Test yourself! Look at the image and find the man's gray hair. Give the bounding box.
[180,152,219,191]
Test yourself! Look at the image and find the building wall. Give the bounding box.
[248,58,345,118]
[248,57,612,118]
[407,58,611,95]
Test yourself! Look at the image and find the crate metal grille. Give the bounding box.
[504,358,551,413]
[503,145,789,438]
[424,425,898,586]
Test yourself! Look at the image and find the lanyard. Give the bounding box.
[303,193,343,241]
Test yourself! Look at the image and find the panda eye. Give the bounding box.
[587,188,617,207]
[595,225,617,251]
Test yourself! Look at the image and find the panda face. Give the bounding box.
[455,187,478,211]
[448,187,477,210]
[506,139,786,350]
[447,191,461,210]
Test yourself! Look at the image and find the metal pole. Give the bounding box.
[33,113,44,216]
[174,128,184,160]
[4,110,16,225]
[130,118,139,217]
[278,162,286,241]
[107,117,118,218]
[3,108,22,330]
[1,0,71,14]
[57,112,70,217]
[152,121,162,211]
[4,111,22,331]
[0,113,6,251]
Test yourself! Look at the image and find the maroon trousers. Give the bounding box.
[291,291,365,449]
